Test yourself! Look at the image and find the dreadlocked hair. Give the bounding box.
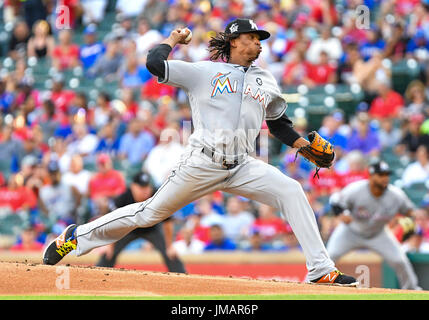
[208,32,239,62]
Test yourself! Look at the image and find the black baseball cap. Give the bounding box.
[369,161,392,175]
[132,172,151,187]
[225,18,270,41]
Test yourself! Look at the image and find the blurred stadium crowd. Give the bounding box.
[0,0,429,257]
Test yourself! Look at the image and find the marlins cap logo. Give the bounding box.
[249,19,258,30]
[229,23,239,34]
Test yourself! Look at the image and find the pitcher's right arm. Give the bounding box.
[146,28,190,77]
[146,28,201,90]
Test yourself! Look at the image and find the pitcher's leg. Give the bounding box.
[76,202,144,256]
[223,158,335,281]
[75,151,228,256]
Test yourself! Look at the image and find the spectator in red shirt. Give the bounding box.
[119,88,139,121]
[283,14,311,55]
[9,224,44,252]
[52,29,80,71]
[282,48,311,87]
[229,0,244,17]
[180,213,211,244]
[0,172,5,187]
[88,153,126,201]
[393,0,421,17]
[152,96,174,138]
[175,199,218,245]
[369,79,405,120]
[305,51,337,87]
[251,204,288,242]
[50,74,76,114]
[308,167,342,197]
[309,0,338,27]
[0,174,38,212]
[141,77,176,102]
[340,150,369,187]
[342,16,368,46]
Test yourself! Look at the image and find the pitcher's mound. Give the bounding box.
[0,261,420,297]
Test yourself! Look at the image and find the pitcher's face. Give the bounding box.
[230,33,262,62]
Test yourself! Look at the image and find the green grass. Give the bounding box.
[2,293,429,300]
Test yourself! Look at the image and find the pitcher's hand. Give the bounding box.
[163,28,191,48]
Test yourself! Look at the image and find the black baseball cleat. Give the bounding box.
[43,224,77,265]
[310,270,359,287]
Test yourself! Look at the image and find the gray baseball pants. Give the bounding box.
[75,147,336,281]
[327,223,420,289]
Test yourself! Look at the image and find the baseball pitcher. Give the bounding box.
[328,160,421,290]
[43,18,357,286]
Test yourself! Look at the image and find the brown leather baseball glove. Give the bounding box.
[296,131,335,178]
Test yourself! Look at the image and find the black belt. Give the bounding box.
[201,146,240,170]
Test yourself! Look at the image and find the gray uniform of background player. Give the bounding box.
[328,180,420,289]
[73,59,337,281]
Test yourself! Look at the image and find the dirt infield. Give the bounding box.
[0,261,425,297]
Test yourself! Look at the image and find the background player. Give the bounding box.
[95,171,186,273]
[43,18,357,286]
[328,160,421,290]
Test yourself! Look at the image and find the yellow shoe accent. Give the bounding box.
[55,240,77,257]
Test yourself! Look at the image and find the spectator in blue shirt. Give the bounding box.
[243,230,273,251]
[120,53,152,89]
[118,118,155,165]
[204,224,237,251]
[319,111,349,151]
[95,122,121,157]
[0,80,15,114]
[346,112,381,156]
[79,24,106,70]
[359,26,385,61]
[406,29,429,61]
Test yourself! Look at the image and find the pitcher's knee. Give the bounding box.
[281,179,305,198]
[135,206,170,228]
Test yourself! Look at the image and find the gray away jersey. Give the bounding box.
[331,180,415,238]
[160,60,287,155]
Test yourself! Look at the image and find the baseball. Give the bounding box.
[181,28,192,42]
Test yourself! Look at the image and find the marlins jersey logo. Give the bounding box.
[244,84,271,109]
[211,72,238,97]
